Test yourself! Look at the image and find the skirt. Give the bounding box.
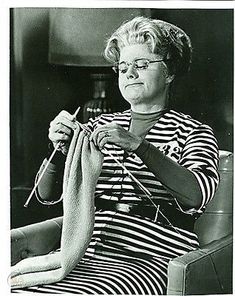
[13,210,199,295]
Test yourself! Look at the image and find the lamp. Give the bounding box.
[48,8,151,120]
[49,8,150,66]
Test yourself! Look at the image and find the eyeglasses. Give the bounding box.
[112,58,165,74]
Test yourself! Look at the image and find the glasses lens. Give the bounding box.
[114,59,151,74]
[135,59,149,69]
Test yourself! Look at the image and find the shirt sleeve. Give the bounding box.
[178,123,220,212]
[36,158,64,203]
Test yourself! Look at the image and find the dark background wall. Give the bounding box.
[151,9,233,149]
[10,8,233,227]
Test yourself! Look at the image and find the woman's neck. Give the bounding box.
[130,90,169,113]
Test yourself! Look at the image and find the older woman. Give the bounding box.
[16,16,219,294]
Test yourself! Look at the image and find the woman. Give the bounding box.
[17,16,219,294]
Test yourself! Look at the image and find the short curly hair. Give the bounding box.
[104,16,192,77]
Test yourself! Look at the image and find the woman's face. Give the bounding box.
[118,43,170,110]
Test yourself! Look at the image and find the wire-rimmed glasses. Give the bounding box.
[112,58,165,74]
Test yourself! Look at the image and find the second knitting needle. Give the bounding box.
[24,107,81,208]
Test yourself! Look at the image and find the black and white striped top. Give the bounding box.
[86,109,219,215]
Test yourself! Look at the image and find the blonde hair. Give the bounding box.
[104,16,192,77]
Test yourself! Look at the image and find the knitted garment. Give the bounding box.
[10,128,103,289]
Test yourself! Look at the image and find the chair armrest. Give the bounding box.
[167,234,232,295]
[11,216,63,266]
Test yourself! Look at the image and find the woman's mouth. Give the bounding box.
[125,83,143,88]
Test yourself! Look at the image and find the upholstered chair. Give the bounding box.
[11,151,233,294]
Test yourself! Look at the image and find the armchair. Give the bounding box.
[11,151,233,294]
[167,150,233,295]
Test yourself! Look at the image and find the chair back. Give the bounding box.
[194,150,233,246]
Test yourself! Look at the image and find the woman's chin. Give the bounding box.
[122,91,143,104]
[124,96,143,106]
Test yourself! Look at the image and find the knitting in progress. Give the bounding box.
[10,127,104,289]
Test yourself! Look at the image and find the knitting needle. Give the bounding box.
[24,107,81,208]
[24,142,61,207]
[78,122,196,250]
[103,148,152,198]
[77,122,152,199]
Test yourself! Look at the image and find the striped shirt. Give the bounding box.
[87,109,219,214]
[17,109,219,295]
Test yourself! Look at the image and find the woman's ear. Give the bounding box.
[165,74,175,84]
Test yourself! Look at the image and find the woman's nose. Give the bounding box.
[126,65,139,79]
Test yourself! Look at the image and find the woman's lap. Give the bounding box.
[13,211,198,295]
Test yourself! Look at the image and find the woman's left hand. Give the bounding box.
[90,123,142,152]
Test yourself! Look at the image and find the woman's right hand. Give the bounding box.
[48,110,79,155]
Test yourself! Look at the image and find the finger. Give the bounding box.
[61,146,69,155]
[90,125,112,146]
[90,127,105,146]
[52,110,75,124]
[49,131,71,143]
[49,122,82,144]
[50,123,74,136]
[50,117,77,131]
[51,109,78,129]
[96,131,110,148]
[98,135,111,150]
